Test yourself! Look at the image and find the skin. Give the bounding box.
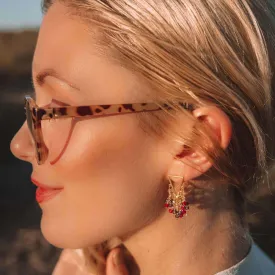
[10,2,251,275]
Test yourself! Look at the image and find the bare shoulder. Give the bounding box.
[52,249,94,275]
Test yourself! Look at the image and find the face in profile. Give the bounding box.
[10,2,175,249]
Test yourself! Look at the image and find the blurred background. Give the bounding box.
[0,1,61,275]
[0,1,275,275]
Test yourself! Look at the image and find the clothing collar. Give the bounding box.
[215,241,275,275]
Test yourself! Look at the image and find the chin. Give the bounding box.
[40,215,108,249]
[40,216,72,248]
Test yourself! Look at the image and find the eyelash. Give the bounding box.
[40,98,71,122]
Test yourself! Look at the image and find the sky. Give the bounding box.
[0,0,43,30]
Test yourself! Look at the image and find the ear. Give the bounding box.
[166,106,232,184]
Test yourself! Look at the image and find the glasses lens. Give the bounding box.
[41,117,74,163]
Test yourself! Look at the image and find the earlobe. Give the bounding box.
[175,153,213,182]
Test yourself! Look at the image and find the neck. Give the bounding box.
[122,198,251,275]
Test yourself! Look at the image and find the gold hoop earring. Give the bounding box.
[164,176,190,218]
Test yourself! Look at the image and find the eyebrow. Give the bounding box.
[34,68,80,90]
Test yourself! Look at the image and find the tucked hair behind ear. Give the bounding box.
[42,0,275,273]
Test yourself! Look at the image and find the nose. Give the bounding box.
[10,121,35,163]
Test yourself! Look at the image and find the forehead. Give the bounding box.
[33,2,151,102]
[33,2,100,80]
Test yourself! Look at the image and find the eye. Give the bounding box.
[51,99,70,107]
[42,99,70,108]
[41,99,70,121]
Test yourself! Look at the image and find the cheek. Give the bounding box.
[41,116,167,248]
[59,116,143,173]
[53,115,160,181]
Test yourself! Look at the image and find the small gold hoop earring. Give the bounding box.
[164,176,190,218]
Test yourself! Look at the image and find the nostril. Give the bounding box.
[10,138,34,162]
[19,154,30,159]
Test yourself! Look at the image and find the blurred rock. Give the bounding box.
[0,30,37,76]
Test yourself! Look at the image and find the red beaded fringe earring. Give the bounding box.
[164,176,189,218]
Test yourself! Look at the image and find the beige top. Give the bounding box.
[53,249,92,275]
[52,243,275,275]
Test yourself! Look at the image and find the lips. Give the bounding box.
[31,177,63,189]
[31,177,63,204]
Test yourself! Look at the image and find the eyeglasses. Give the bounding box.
[24,95,194,165]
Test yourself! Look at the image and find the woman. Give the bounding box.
[10,0,275,274]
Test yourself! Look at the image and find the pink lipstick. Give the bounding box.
[31,178,63,204]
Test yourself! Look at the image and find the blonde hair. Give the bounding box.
[43,0,275,273]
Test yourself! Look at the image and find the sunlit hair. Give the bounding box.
[42,0,275,273]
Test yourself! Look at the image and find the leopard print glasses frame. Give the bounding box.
[25,95,194,165]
